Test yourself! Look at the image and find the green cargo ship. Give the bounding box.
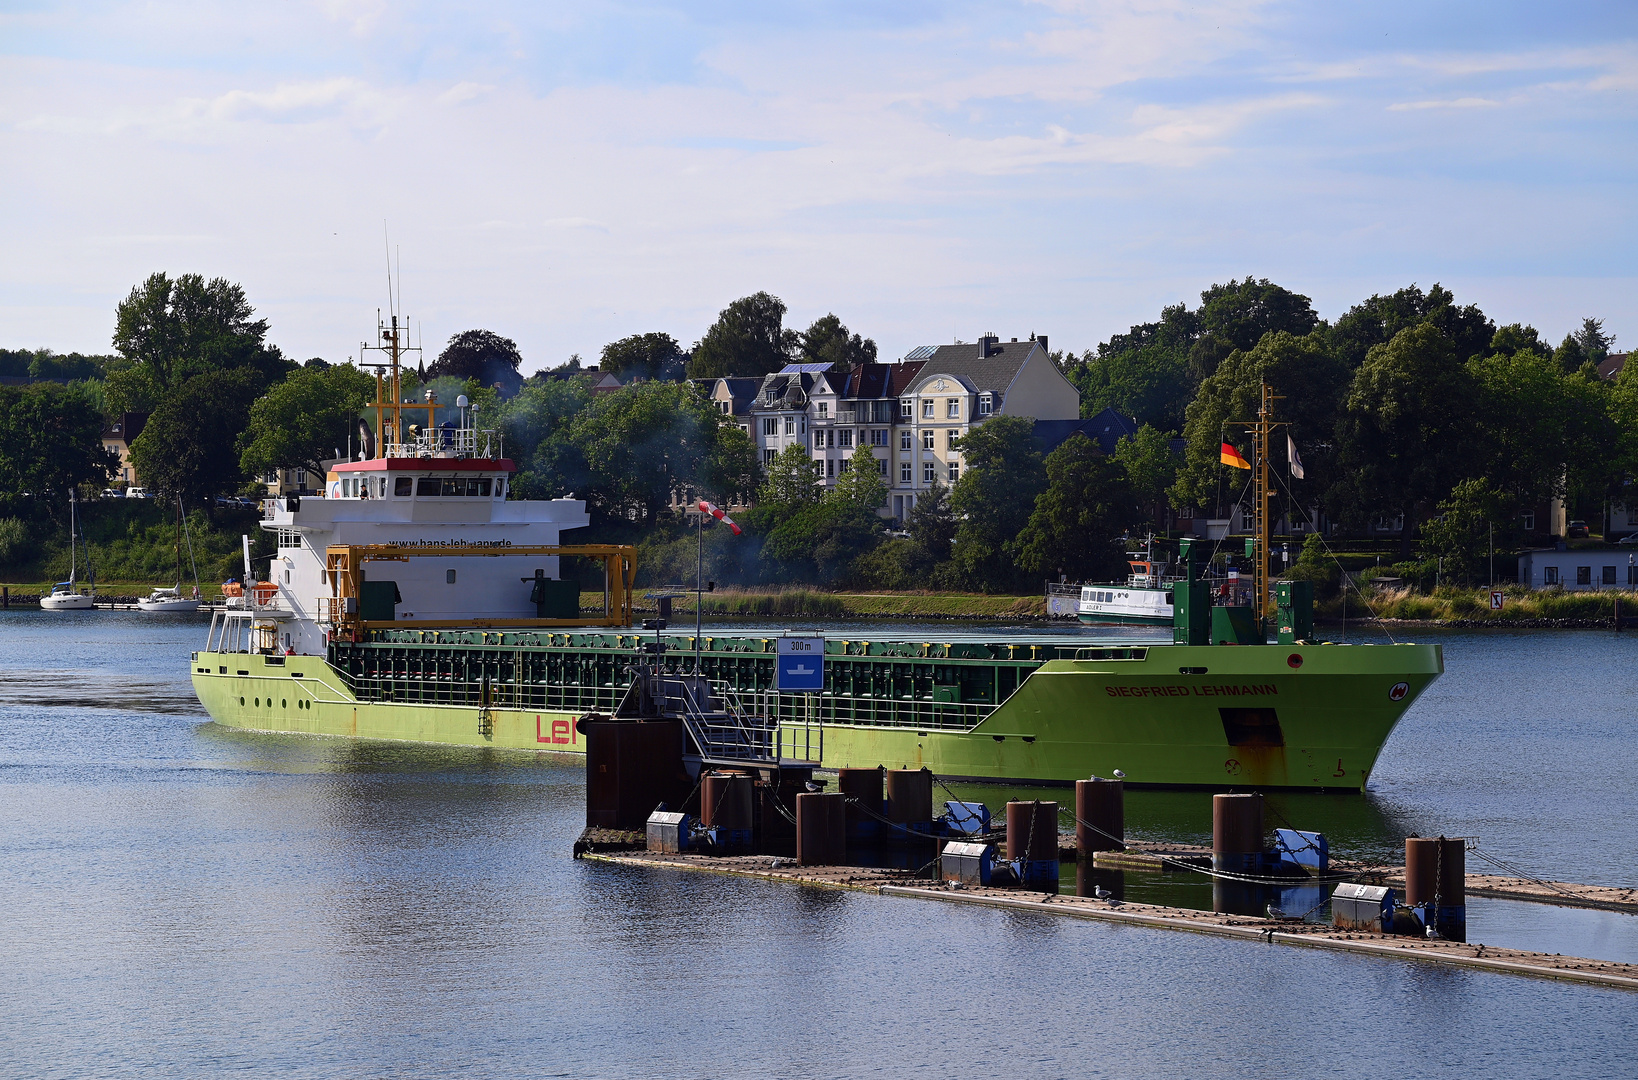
[188,341,1439,790]
[192,627,1440,790]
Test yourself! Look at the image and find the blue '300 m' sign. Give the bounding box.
[775,636,825,692]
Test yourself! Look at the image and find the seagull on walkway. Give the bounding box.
[1266,902,1287,919]
[1092,885,1114,900]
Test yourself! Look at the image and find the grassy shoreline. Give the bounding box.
[6,579,1629,628]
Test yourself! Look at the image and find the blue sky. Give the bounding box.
[3,1,1635,367]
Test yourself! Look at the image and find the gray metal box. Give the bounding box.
[646,811,690,853]
[940,841,994,886]
[1332,882,1393,931]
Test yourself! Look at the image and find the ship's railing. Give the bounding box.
[1073,647,1148,661]
[381,427,502,460]
[660,675,780,765]
[737,687,991,732]
[775,722,823,765]
[326,644,1011,732]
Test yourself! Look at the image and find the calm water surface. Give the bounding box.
[2,610,1635,1078]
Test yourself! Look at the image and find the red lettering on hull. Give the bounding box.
[536,715,576,746]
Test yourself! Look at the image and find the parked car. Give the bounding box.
[100,488,124,499]
[1566,520,1590,538]
[1616,534,1638,546]
[125,486,152,499]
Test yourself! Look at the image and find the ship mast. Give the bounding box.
[359,309,425,457]
[1233,381,1285,624]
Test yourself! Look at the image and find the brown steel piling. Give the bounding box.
[884,768,933,827]
[1211,793,1264,874]
[1075,777,1124,855]
[1006,800,1060,886]
[837,766,884,840]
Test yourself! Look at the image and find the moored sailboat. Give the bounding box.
[40,491,95,611]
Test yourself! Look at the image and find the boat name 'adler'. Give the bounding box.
[1105,683,1279,698]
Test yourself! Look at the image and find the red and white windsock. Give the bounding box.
[698,499,742,535]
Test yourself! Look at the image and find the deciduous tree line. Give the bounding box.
[2,271,1625,594]
[1065,279,1626,576]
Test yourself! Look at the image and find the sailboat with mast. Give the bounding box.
[40,490,96,611]
[138,495,202,612]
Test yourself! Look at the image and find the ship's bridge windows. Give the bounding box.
[394,477,412,497]
[415,477,494,497]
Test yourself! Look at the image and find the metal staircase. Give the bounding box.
[617,667,818,768]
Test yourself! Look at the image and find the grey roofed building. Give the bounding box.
[714,377,760,418]
[913,333,1050,394]
[1032,407,1138,456]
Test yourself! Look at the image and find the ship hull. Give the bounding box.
[1075,611,1170,626]
[190,639,1441,790]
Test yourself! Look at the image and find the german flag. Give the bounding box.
[1220,442,1251,469]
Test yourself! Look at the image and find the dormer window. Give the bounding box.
[978,393,993,416]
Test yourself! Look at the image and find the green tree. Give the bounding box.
[687,292,798,379]
[948,414,1045,592]
[1333,324,1476,557]
[239,364,376,480]
[109,272,289,411]
[1417,478,1516,586]
[906,478,956,564]
[1113,424,1180,528]
[1188,277,1320,380]
[798,314,876,370]
[1015,433,1135,582]
[483,375,594,500]
[1283,531,1340,599]
[761,500,884,584]
[0,383,118,511]
[1489,323,1550,358]
[1464,347,1579,508]
[698,423,759,508]
[829,443,887,511]
[757,442,822,510]
[567,381,736,524]
[1552,317,1617,373]
[1067,344,1192,430]
[1325,283,1495,370]
[1173,331,1350,514]
[129,368,265,509]
[429,329,524,396]
[599,332,687,381]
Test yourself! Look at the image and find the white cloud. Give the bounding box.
[1387,97,1501,112]
[440,82,497,106]
[0,2,1633,362]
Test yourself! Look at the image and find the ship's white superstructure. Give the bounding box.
[210,310,591,656]
[251,440,589,654]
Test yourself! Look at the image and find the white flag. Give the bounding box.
[1287,434,1305,480]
